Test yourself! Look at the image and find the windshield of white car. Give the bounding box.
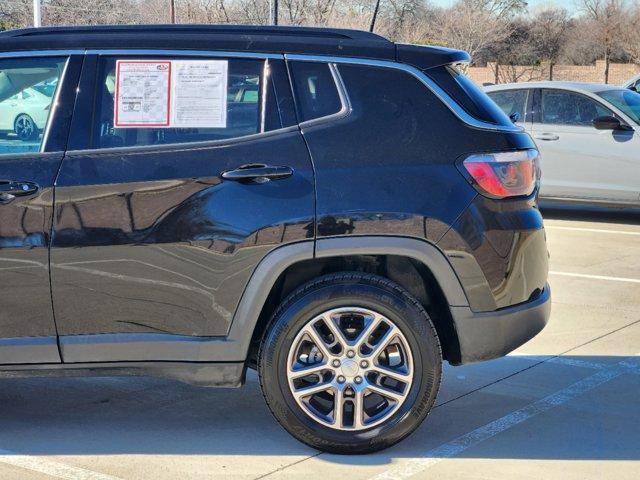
[597,89,640,125]
[32,82,56,97]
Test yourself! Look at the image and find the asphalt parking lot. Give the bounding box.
[0,208,638,480]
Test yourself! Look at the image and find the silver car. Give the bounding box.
[485,81,640,206]
[623,74,640,93]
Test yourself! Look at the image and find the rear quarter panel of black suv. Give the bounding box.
[301,61,547,312]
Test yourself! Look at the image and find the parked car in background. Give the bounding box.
[623,73,640,93]
[0,81,56,140]
[485,82,640,207]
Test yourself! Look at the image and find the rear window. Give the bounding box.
[289,61,342,122]
[427,65,513,126]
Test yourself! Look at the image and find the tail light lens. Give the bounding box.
[461,149,540,199]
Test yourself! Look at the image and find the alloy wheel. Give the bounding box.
[286,307,414,431]
[14,114,36,141]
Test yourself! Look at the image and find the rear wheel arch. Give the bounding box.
[234,237,468,367]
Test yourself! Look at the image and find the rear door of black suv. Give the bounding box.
[50,51,315,363]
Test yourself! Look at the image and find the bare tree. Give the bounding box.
[530,7,571,80]
[433,0,522,67]
[578,0,629,83]
[621,2,640,63]
[0,0,33,28]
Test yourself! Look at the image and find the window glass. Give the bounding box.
[289,62,342,122]
[541,90,611,126]
[0,57,65,154]
[597,89,640,125]
[427,65,514,127]
[487,89,528,121]
[93,57,282,149]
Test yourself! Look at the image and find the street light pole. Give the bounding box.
[270,0,278,25]
[170,0,176,23]
[33,0,42,27]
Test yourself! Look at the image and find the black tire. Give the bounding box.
[258,272,442,454]
[14,114,38,141]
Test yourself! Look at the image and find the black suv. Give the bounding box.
[0,25,550,453]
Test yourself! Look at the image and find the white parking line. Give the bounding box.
[0,450,122,480]
[545,226,640,236]
[521,355,608,370]
[549,271,640,284]
[368,354,639,480]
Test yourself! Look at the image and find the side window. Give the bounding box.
[487,89,528,121]
[426,65,514,127]
[0,57,66,154]
[289,61,342,122]
[92,57,282,149]
[541,90,611,126]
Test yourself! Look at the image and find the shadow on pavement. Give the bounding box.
[541,205,640,224]
[0,354,637,464]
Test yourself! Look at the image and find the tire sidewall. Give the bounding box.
[259,276,441,453]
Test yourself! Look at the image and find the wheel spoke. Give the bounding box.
[323,315,351,350]
[354,314,384,351]
[371,365,411,384]
[352,389,365,429]
[366,383,405,402]
[368,325,400,360]
[292,381,332,399]
[289,362,328,380]
[333,386,345,428]
[301,323,333,359]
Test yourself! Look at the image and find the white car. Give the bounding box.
[485,81,640,207]
[0,82,55,141]
[624,74,640,93]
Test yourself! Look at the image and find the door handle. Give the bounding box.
[534,133,560,141]
[222,164,294,183]
[0,180,39,204]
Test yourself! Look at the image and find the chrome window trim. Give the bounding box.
[64,125,300,157]
[285,53,522,133]
[0,50,85,58]
[0,150,63,160]
[85,49,283,60]
[293,61,353,129]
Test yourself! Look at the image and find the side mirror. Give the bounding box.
[509,112,521,123]
[593,115,628,130]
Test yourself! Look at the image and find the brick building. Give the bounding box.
[468,61,640,86]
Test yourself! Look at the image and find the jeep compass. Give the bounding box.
[0,24,550,453]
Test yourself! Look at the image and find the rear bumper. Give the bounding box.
[450,285,551,365]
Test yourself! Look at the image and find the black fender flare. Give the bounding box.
[219,236,469,362]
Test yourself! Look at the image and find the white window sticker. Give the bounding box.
[171,60,228,128]
[114,59,228,129]
[114,61,171,127]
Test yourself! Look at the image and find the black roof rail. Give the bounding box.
[0,24,391,43]
[0,24,470,72]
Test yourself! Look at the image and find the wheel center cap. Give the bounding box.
[340,359,359,377]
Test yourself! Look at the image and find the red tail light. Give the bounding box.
[461,149,540,199]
